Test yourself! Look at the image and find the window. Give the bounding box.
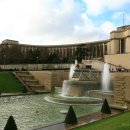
[119,39,125,53]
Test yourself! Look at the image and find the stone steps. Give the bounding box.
[16,71,30,75]
[29,85,44,91]
[114,88,125,92]
[20,77,34,81]
[114,75,126,105]
[15,71,46,92]
[24,79,39,85]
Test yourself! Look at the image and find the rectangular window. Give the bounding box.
[119,39,125,53]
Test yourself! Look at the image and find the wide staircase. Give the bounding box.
[14,71,46,93]
[110,74,128,111]
[114,75,126,105]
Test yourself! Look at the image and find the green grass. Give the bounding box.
[0,71,24,93]
[74,112,130,130]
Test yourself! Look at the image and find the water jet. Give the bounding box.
[45,61,102,105]
[102,63,111,92]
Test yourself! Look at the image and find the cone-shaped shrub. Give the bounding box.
[65,106,77,124]
[4,116,17,130]
[101,98,111,114]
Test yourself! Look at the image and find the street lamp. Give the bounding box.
[60,57,63,69]
[3,54,6,70]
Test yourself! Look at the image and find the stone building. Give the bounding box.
[0,39,107,63]
[105,25,130,69]
[0,25,130,68]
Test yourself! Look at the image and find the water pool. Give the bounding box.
[0,94,101,130]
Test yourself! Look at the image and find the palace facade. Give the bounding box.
[0,39,108,64]
[0,25,130,68]
[106,25,130,69]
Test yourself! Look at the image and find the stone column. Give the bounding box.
[95,45,98,58]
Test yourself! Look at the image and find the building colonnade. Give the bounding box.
[0,39,108,63]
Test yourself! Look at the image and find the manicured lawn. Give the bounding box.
[74,112,130,130]
[0,71,24,93]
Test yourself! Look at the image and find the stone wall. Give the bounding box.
[51,70,69,88]
[114,74,125,105]
[113,72,130,109]
[89,72,130,108]
[105,53,130,69]
[29,70,69,91]
[126,100,130,110]
[89,90,114,104]
[125,76,130,110]
[0,64,71,71]
[29,71,52,91]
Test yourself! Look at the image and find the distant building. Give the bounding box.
[0,39,108,63]
[0,25,130,68]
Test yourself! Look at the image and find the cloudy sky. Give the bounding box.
[0,0,130,45]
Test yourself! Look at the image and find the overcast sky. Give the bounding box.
[0,0,130,45]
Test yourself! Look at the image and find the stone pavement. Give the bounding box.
[30,109,122,130]
[29,122,65,130]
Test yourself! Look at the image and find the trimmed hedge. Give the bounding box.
[101,98,111,114]
[65,106,78,124]
[4,116,17,130]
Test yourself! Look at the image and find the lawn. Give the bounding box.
[0,71,24,93]
[74,112,130,130]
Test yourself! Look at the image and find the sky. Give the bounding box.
[0,0,130,45]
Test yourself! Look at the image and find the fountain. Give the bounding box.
[62,60,100,97]
[102,63,111,92]
[69,59,79,80]
[69,64,75,80]
[45,60,102,105]
[0,94,101,129]
[88,62,113,104]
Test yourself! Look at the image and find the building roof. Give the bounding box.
[1,39,19,44]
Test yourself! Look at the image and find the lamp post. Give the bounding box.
[3,54,6,71]
[60,57,63,69]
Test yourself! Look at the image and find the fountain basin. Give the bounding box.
[0,94,102,129]
[45,93,102,105]
[62,80,100,96]
[88,90,114,104]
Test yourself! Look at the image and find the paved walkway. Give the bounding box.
[0,92,50,97]
[29,122,65,130]
[30,109,122,130]
[0,93,34,97]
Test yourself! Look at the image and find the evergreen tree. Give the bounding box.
[65,106,78,124]
[101,99,111,114]
[4,116,17,130]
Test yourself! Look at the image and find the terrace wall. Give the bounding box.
[29,70,69,91]
[113,72,130,109]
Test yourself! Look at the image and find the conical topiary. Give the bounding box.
[4,116,17,130]
[101,98,111,114]
[65,106,78,124]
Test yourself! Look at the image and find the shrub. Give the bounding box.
[4,116,17,130]
[101,98,111,114]
[65,106,78,124]
[22,87,27,93]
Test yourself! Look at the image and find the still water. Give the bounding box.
[0,94,101,130]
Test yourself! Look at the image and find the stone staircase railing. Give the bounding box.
[13,72,32,92]
[82,59,127,72]
[72,69,101,81]
[14,71,46,93]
